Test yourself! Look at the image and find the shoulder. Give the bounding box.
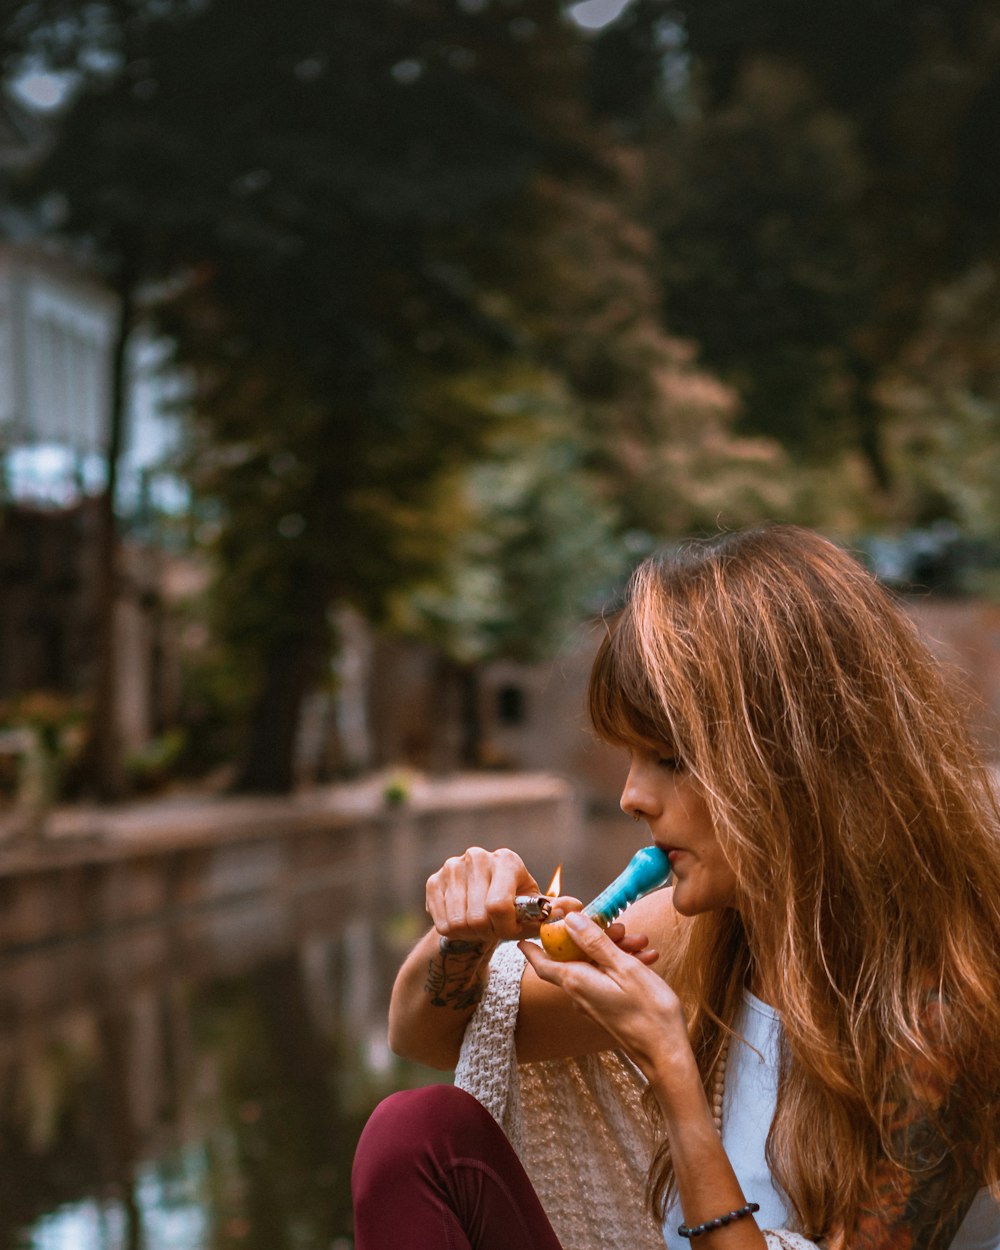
[623,883,685,942]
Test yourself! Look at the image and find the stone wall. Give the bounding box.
[0,776,577,955]
[904,597,1000,757]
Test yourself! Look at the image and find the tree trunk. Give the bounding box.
[457,661,482,769]
[852,353,892,494]
[236,640,322,793]
[80,263,135,801]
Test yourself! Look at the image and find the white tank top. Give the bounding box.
[661,990,1000,1249]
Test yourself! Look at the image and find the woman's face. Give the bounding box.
[620,745,739,916]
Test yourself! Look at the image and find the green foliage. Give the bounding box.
[124,728,186,792]
[0,1,597,783]
[882,266,1000,537]
[394,365,626,664]
[641,0,1000,499]
[652,65,874,452]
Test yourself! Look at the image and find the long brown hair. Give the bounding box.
[589,525,1000,1241]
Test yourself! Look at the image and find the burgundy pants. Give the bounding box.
[352,1084,564,1250]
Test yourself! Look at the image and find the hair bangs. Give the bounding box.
[588,613,674,752]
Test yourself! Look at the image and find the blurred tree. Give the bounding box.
[496,167,799,536]
[650,67,878,465]
[382,156,806,762]
[881,265,1000,549]
[0,0,607,788]
[1,0,587,789]
[390,364,625,763]
[1,0,814,790]
[638,0,1000,500]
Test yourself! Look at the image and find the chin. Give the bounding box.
[671,888,731,917]
[670,891,702,917]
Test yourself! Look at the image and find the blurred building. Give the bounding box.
[479,601,1000,801]
[0,92,186,758]
[0,242,116,477]
[322,603,1000,812]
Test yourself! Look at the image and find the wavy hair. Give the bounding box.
[588,525,1000,1241]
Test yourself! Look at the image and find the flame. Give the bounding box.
[545,864,562,897]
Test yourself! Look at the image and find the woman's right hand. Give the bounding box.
[424,846,659,964]
[425,846,581,944]
[392,846,663,1068]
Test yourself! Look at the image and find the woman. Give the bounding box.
[353,526,1000,1250]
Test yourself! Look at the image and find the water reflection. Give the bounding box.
[0,803,632,1250]
[0,903,438,1250]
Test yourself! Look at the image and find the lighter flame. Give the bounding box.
[545,864,562,897]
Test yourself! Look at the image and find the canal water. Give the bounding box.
[0,897,437,1249]
[0,806,633,1250]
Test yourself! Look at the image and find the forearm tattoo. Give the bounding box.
[424,937,489,1010]
[830,996,980,1250]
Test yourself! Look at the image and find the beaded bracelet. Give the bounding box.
[678,1202,760,1239]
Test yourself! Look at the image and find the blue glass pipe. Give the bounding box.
[539,844,672,961]
[583,844,673,926]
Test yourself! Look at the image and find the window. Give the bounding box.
[497,683,526,726]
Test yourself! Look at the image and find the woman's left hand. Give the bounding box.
[519,909,691,1084]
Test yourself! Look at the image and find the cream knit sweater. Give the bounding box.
[454,942,814,1250]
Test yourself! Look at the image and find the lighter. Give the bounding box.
[513,894,554,922]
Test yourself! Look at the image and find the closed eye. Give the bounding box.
[657,755,683,772]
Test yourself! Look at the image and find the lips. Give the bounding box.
[656,843,685,862]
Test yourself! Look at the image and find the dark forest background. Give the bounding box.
[3,0,1000,793]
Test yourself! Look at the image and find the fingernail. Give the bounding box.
[565,911,586,930]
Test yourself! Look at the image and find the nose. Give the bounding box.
[620,757,657,823]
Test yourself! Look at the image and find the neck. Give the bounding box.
[746,960,775,1007]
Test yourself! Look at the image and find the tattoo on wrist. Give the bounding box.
[425,937,489,1009]
[438,937,483,956]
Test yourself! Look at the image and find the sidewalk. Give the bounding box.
[0,769,574,868]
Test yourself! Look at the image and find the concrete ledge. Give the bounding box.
[0,773,580,955]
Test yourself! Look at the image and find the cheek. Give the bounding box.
[680,791,717,842]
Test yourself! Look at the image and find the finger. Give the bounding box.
[485,849,538,936]
[550,895,583,914]
[605,923,652,951]
[562,911,631,971]
[425,877,440,923]
[441,871,471,935]
[486,848,539,901]
[425,862,453,927]
[519,938,565,987]
[464,850,495,931]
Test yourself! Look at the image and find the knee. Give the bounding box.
[353,1086,491,1193]
[356,1086,484,1162]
